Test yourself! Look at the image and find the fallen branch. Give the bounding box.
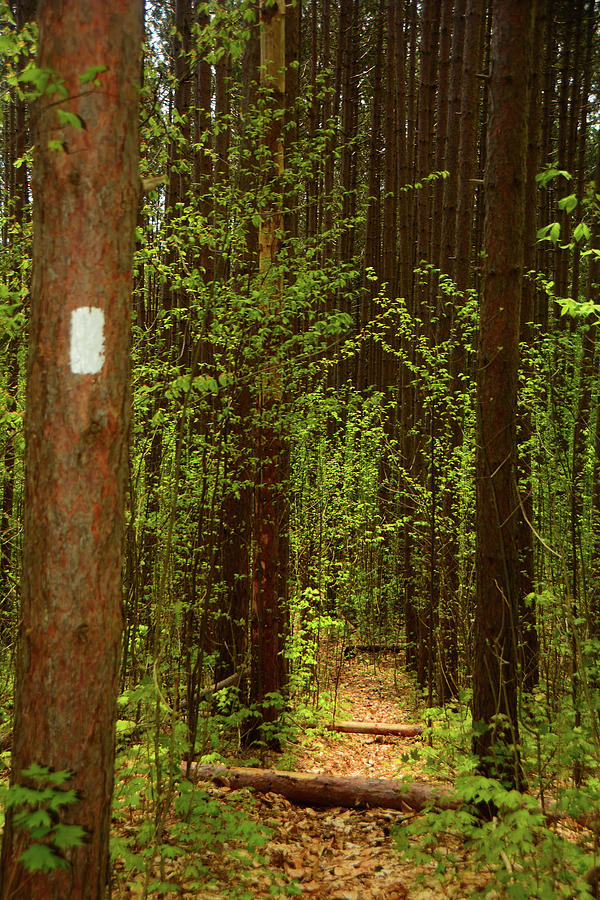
[181,763,458,812]
[327,721,423,737]
[179,669,246,712]
[344,644,405,658]
[197,669,243,700]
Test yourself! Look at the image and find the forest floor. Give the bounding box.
[112,655,491,899]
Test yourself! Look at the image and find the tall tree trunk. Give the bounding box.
[163,0,193,361]
[517,0,547,693]
[587,127,600,634]
[249,0,288,743]
[337,0,359,390]
[394,0,411,303]
[382,0,399,304]
[454,0,484,296]
[361,0,384,392]
[215,0,260,688]
[400,0,419,674]
[0,1,142,895]
[434,0,468,703]
[431,0,454,279]
[472,0,534,794]
[413,0,440,695]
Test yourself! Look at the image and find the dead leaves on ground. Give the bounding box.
[112,656,479,898]
[259,791,409,898]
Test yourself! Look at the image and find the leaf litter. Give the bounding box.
[111,654,490,898]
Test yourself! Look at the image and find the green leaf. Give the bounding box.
[557,193,577,213]
[536,167,572,187]
[79,64,108,85]
[573,221,591,243]
[536,222,561,244]
[53,823,86,850]
[0,34,17,55]
[56,109,85,130]
[48,789,78,811]
[24,809,52,830]
[18,844,69,873]
[18,64,50,91]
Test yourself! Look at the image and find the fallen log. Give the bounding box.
[0,731,11,753]
[181,763,458,813]
[198,669,243,700]
[179,668,245,712]
[327,721,423,737]
[344,643,405,658]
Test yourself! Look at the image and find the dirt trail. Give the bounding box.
[112,655,481,898]
[293,656,420,781]
[191,655,476,899]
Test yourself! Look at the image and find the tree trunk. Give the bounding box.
[431,0,454,281]
[587,130,600,634]
[361,0,384,392]
[517,0,547,693]
[413,0,441,697]
[249,0,289,742]
[472,0,534,793]
[0,1,142,896]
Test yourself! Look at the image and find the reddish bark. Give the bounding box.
[361,0,384,391]
[249,0,288,740]
[439,0,466,287]
[455,0,484,295]
[0,2,142,896]
[472,0,535,789]
[414,0,440,296]
[517,0,547,692]
[431,0,454,278]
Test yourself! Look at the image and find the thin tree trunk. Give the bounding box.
[361,0,384,391]
[249,0,288,743]
[517,0,547,693]
[472,0,535,794]
[587,130,600,635]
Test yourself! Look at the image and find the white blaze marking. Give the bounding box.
[70,307,105,374]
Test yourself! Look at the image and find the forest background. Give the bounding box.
[1,0,600,896]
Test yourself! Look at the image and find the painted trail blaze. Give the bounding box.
[70,306,105,374]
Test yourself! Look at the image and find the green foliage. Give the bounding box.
[78,64,108,85]
[394,776,597,898]
[2,764,85,874]
[111,681,299,897]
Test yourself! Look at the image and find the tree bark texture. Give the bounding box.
[326,721,423,737]
[517,0,547,692]
[250,0,289,738]
[183,764,458,812]
[0,1,142,896]
[472,0,534,790]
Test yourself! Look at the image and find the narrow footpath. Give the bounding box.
[184,656,483,899]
